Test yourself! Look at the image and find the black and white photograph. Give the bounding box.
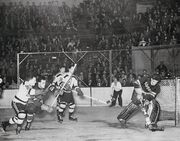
[0,0,180,140]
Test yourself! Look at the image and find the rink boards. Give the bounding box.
[0,87,134,108]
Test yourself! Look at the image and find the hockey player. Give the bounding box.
[24,76,53,131]
[1,74,36,134]
[141,74,163,131]
[117,74,163,131]
[51,64,84,123]
[49,66,66,122]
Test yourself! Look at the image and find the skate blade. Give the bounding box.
[120,124,128,128]
[151,127,165,132]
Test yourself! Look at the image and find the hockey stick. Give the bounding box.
[83,95,107,104]
[50,64,77,107]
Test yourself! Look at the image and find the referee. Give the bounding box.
[109,76,123,107]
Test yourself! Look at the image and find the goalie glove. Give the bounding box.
[142,93,154,101]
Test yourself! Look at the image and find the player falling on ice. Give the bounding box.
[24,76,53,131]
[1,74,36,134]
[117,74,164,131]
[49,64,84,123]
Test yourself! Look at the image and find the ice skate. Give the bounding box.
[25,122,31,131]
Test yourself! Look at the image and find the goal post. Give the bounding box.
[175,77,180,126]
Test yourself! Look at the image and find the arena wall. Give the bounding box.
[0,87,134,108]
[0,80,178,111]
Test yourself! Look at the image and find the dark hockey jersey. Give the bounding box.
[131,77,160,105]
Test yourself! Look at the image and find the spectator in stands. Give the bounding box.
[170,35,177,45]
[78,72,85,87]
[126,73,135,86]
[121,79,127,87]
[142,69,150,79]
[139,37,147,46]
[156,61,168,78]
[101,73,109,87]
[0,0,179,87]
[147,38,152,46]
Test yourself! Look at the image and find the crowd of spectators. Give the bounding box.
[81,0,179,47]
[0,0,179,88]
[0,1,77,33]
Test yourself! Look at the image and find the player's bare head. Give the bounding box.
[24,74,36,86]
[68,64,75,73]
[59,65,66,73]
[132,73,137,81]
[37,76,46,89]
[151,74,161,86]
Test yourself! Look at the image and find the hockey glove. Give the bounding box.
[49,84,56,92]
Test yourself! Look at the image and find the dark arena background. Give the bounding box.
[0,0,180,141]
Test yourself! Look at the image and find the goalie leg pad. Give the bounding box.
[117,101,139,121]
[146,100,161,126]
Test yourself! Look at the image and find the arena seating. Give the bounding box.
[0,0,179,87]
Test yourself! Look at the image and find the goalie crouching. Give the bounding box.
[117,74,164,131]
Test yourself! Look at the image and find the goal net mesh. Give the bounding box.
[157,79,180,125]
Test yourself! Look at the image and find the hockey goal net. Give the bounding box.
[157,78,180,126]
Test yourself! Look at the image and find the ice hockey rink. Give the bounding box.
[0,106,180,141]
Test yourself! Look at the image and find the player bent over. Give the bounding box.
[1,75,36,134]
[50,64,84,123]
[142,75,163,131]
[117,74,164,131]
[24,76,53,131]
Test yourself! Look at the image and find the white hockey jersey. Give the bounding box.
[60,72,78,92]
[53,72,64,86]
[13,83,35,105]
